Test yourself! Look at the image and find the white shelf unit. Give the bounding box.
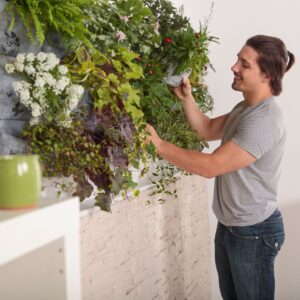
[0,197,81,300]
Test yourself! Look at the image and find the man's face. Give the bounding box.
[231,45,269,94]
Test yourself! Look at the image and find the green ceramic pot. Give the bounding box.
[0,155,41,209]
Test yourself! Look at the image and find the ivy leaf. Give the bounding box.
[118,83,141,106]
[125,63,143,79]
[145,141,156,159]
[96,87,112,110]
[95,193,111,212]
[121,48,139,63]
[124,102,144,122]
[110,168,127,194]
[73,174,93,201]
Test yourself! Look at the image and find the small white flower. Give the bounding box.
[19,90,31,106]
[24,64,36,76]
[26,53,35,62]
[23,81,31,89]
[5,63,15,74]
[58,65,68,75]
[56,76,70,92]
[16,53,25,64]
[13,81,31,94]
[36,52,47,62]
[68,96,79,110]
[46,53,60,69]
[67,84,84,98]
[12,81,23,94]
[120,15,130,23]
[116,30,127,41]
[42,73,56,87]
[39,63,52,72]
[34,76,46,88]
[30,102,42,118]
[153,22,160,35]
[74,85,84,97]
[32,88,45,100]
[15,62,24,72]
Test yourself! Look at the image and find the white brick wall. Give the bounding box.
[80,175,211,300]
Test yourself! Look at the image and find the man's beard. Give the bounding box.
[231,81,242,91]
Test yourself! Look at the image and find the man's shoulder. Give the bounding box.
[231,100,245,111]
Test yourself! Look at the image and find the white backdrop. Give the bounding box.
[171,0,300,299]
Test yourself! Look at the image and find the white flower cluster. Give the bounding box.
[5,52,84,127]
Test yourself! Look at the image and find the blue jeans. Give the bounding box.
[215,208,285,300]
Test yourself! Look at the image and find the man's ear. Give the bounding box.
[262,72,271,83]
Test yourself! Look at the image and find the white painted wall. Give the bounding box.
[171,1,300,299]
[80,175,211,300]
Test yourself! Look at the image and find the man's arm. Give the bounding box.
[146,124,256,178]
[174,78,229,141]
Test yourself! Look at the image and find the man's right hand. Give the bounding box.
[173,77,193,102]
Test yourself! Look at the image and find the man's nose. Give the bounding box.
[231,62,238,72]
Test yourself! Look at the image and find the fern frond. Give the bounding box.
[4,0,95,49]
[5,2,16,32]
[27,1,45,45]
[15,3,35,42]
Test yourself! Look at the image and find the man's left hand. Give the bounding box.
[145,124,163,151]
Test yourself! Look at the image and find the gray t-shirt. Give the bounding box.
[213,97,287,226]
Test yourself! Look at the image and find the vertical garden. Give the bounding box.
[1,0,216,211]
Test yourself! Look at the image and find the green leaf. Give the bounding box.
[125,63,143,79]
[112,59,122,72]
[95,193,112,212]
[121,49,139,63]
[108,73,120,85]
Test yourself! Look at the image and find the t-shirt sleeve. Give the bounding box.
[231,115,280,159]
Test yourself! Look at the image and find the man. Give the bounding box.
[146,35,295,299]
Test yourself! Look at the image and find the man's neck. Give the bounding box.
[243,90,273,106]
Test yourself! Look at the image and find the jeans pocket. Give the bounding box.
[262,233,285,269]
[230,225,260,240]
[263,233,285,253]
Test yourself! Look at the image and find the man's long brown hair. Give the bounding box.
[246,35,295,96]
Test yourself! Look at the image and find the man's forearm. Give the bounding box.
[182,95,212,139]
[156,139,216,178]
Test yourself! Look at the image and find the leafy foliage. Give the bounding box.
[6,0,217,211]
[84,0,159,55]
[5,0,94,48]
[24,46,148,210]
